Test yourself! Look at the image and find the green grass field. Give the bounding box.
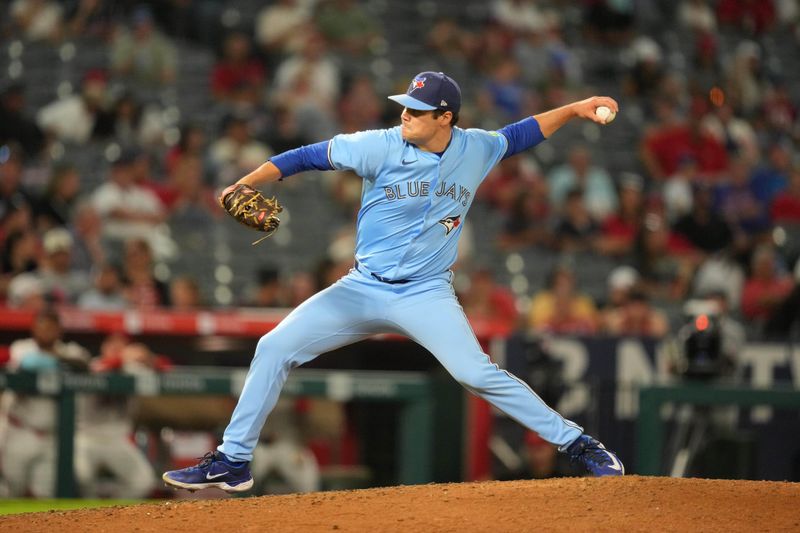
[0,499,147,515]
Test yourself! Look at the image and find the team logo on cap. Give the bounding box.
[409,77,426,92]
[438,215,461,235]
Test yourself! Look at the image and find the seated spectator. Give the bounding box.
[741,244,793,322]
[678,0,717,33]
[242,266,287,308]
[33,227,90,305]
[6,272,47,310]
[78,263,127,310]
[751,141,792,205]
[286,271,316,307]
[548,145,617,222]
[513,17,582,91]
[272,31,340,141]
[641,99,729,182]
[9,0,64,42]
[687,32,722,99]
[479,155,542,213]
[582,0,635,44]
[717,0,776,35]
[459,268,518,328]
[169,275,203,310]
[602,265,640,311]
[553,188,599,253]
[1,309,90,498]
[761,80,797,138]
[164,124,207,177]
[771,164,800,223]
[468,21,516,75]
[91,150,168,254]
[623,37,666,101]
[264,105,311,155]
[716,156,771,239]
[92,91,168,149]
[211,32,267,103]
[426,17,473,69]
[477,58,529,123]
[1,228,39,305]
[314,0,381,56]
[156,155,218,222]
[663,155,700,223]
[497,181,552,251]
[491,0,551,35]
[528,264,599,335]
[110,5,177,88]
[255,0,315,61]
[723,41,764,115]
[121,238,169,308]
[0,83,45,158]
[633,213,697,301]
[35,163,81,231]
[692,251,746,312]
[602,288,670,338]
[597,173,644,257]
[701,102,759,164]
[673,183,734,254]
[64,0,115,40]
[1,143,37,240]
[209,115,272,186]
[36,69,109,146]
[68,201,105,272]
[337,74,383,133]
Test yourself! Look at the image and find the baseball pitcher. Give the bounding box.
[163,71,624,492]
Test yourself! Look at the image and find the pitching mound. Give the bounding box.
[3,476,799,532]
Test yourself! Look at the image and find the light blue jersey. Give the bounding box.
[329,126,507,280]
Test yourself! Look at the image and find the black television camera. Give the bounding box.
[676,299,724,380]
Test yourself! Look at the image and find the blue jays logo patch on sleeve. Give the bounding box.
[438,215,461,235]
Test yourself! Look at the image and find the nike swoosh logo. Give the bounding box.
[206,471,229,480]
[402,159,413,165]
[603,445,624,472]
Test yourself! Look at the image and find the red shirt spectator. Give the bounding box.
[717,0,775,34]
[211,33,266,102]
[643,123,728,180]
[771,166,800,222]
[741,246,793,321]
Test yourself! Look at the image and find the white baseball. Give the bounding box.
[595,105,616,124]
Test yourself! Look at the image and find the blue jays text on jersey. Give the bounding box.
[383,179,472,207]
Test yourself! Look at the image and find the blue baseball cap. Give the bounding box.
[388,71,461,114]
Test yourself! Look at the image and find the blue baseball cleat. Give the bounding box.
[565,434,625,476]
[162,451,254,493]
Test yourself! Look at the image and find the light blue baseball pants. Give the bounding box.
[219,267,583,462]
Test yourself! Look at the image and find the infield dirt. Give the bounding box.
[2,476,799,532]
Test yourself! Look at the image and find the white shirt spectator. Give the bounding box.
[11,0,63,41]
[678,0,717,33]
[91,180,164,242]
[36,95,95,145]
[255,0,315,54]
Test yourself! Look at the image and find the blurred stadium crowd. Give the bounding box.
[1,0,800,340]
[2,0,800,498]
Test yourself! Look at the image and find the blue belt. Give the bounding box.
[355,260,411,285]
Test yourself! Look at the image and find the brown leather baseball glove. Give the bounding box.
[219,183,283,245]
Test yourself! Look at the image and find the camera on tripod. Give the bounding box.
[676,299,724,380]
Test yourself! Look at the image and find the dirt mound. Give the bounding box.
[4,476,799,532]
